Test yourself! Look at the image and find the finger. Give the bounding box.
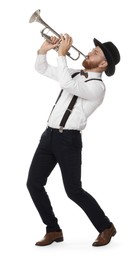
[70,37,73,43]
[64,33,69,38]
[50,36,54,41]
[50,36,58,44]
[60,34,65,41]
[54,38,60,44]
[53,37,57,43]
[64,34,72,44]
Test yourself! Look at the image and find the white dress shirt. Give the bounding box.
[35,54,106,131]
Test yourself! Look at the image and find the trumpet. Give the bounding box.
[29,9,86,60]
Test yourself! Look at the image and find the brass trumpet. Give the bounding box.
[29,9,86,60]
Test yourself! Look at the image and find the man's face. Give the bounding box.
[82,46,106,70]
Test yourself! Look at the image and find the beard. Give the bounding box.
[82,58,99,70]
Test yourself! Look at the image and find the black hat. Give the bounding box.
[93,38,120,76]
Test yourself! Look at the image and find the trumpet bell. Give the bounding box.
[29,9,41,23]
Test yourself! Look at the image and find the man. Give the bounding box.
[27,34,120,247]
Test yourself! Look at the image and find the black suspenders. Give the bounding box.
[48,72,102,133]
[59,95,78,133]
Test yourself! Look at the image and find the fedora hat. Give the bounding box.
[93,38,120,76]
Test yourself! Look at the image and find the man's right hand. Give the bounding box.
[37,36,60,55]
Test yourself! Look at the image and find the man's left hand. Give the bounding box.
[58,34,73,56]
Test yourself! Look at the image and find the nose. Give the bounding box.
[88,52,93,58]
[88,51,92,56]
[88,48,94,55]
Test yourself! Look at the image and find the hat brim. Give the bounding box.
[93,38,115,76]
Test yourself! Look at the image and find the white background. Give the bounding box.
[0,0,136,259]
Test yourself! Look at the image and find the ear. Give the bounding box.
[99,60,108,68]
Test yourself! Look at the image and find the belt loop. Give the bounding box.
[59,126,63,133]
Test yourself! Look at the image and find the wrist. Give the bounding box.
[58,51,66,56]
[37,49,47,55]
[58,54,66,57]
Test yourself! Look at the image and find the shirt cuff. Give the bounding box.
[37,53,47,59]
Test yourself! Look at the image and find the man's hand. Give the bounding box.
[58,34,73,56]
[37,36,60,55]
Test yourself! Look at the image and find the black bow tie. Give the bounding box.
[80,70,88,78]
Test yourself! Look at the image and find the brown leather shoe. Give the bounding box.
[92,224,116,246]
[35,231,64,246]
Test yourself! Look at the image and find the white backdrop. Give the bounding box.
[0,0,136,259]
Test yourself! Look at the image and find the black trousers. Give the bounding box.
[27,127,111,233]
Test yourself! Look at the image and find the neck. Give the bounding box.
[84,67,104,73]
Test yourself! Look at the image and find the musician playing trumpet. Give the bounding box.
[27,33,120,247]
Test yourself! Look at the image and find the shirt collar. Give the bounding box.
[87,71,102,79]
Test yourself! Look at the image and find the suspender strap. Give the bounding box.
[71,72,80,78]
[59,72,80,133]
[47,90,63,122]
[59,95,78,133]
[55,89,63,102]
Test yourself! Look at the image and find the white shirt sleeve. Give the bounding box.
[35,54,59,81]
